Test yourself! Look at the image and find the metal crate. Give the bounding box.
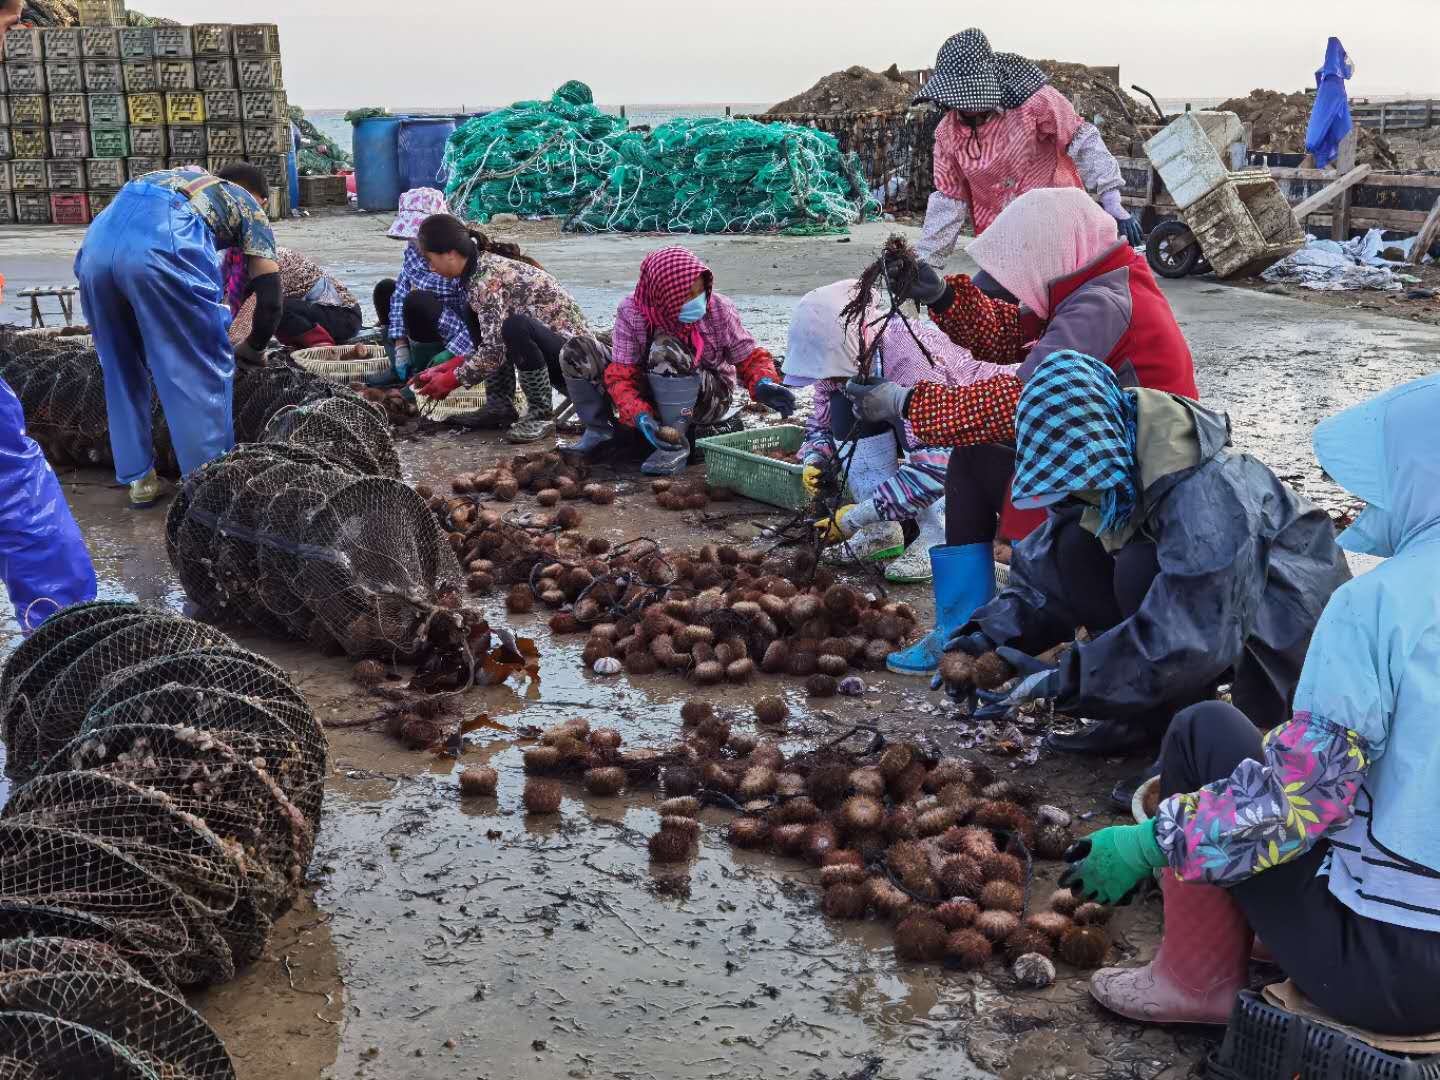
[192,24,231,55]
[11,160,47,191]
[126,92,164,126]
[11,128,48,160]
[50,192,91,225]
[117,27,154,60]
[0,130,11,161]
[86,92,127,126]
[16,192,51,224]
[122,60,158,93]
[128,125,166,157]
[88,189,116,216]
[84,158,125,189]
[41,27,82,59]
[203,90,241,122]
[166,92,206,125]
[167,125,206,158]
[127,156,164,177]
[3,27,43,61]
[237,57,283,90]
[233,24,281,55]
[44,59,85,94]
[6,62,46,94]
[243,122,291,156]
[152,26,192,57]
[89,125,128,159]
[50,94,89,126]
[240,90,288,122]
[80,26,120,58]
[195,56,235,90]
[78,0,125,25]
[49,128,91,161]
[205,123,244,156]
[0,162,11,192]
[0,194,13,225]
[82,59,124,92]
[157,59,196,91]
[46,160,86,192]
[9,95,48,127]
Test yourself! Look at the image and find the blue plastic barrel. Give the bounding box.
[352,115,404,211]
[397,117,457,194]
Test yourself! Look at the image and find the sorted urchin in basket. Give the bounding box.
[0,602,330,1076]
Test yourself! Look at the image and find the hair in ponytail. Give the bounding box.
[417,213,545,276]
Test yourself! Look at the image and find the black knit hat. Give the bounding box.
[914,29,1004,112]
[996,53,1048,109]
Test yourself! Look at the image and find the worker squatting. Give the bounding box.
[2,24,1433,1045]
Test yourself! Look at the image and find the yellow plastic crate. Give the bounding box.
[126,92,164,126]
[165,91,205,125]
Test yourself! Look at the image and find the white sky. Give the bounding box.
[149,0,1440,111]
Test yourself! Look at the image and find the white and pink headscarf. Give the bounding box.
[632,246,713,362]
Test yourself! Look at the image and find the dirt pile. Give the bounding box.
[1034,60,1152,154]
[1387,125,1440,171]
[1218,89,1399,168]
[769,64,916,116]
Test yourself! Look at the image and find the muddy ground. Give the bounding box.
[0,216,1436,1079]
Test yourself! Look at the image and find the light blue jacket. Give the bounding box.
[1302,372,1440,930]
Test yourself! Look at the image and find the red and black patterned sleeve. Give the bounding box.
[736,347,780,398]
[930,275,1032,365]
[905,374,1023,448]
[603,361,652,428]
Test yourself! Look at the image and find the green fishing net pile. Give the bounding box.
[442,81,876,235]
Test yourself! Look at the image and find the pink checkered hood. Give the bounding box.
[632,246,713,363]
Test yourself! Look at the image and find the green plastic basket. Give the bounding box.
[698,424,810,511]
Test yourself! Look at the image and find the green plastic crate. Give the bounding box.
[698,425,810,510]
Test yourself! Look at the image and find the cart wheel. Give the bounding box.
[1146,221,1202,279]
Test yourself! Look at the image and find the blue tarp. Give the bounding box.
[1306,37,1354,169]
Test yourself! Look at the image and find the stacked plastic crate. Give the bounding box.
[0,13,288,224]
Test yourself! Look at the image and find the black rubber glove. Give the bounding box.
[1118,215,1144,247]
[246,271,283,352]
[942,629,995,657]
[884,251,947,307]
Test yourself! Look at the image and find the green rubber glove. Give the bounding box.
[1058,819,1166,905]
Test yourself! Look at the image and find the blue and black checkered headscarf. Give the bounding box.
[1013,351,1139,536]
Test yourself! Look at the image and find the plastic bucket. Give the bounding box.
[397,116,457,194]
[352,115,403,211]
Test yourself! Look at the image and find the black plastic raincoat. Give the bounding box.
[972,394,1352,729]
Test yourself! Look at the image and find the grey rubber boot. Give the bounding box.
[562,375,617,456]
[641,372,702,476]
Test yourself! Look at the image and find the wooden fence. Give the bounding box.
[1350,99,1440,133]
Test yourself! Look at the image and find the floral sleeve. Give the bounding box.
[1154,711,1371,886]
[905,374,1022,448]
[931,276,1027,365]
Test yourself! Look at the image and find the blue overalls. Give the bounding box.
[74,173,236,481]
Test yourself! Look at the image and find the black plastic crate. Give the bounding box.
[167,125,207,159]
[41,27,82,59]
[156,59,197,91]
[240,90,288,122]
[3,26,43,62]
[80,26,120,58]
[128,125,167,157]
[192,24,231,55]
[45,58,85,94]
[152,27,193,58]
[82,58,124,93]
[204,90,241,123]
[233,23,280,55]
[88,189,117,216]
[117,27,154,60]
[127,156,165,178]
[0,130,11,161]
[249,153,286,193]
[243,122,290,156]
[10,94,48,126]
[237,56,283,90]
[166,156,207,171]
[16,192,52,224]
[0,194,14,225]
[196,56,235,90]
[50,94,89,126]
[6,62,46,94]
[122,60,159,93]
[87,92,127,126]
[46,160,86,192]
[0,99,8,127]
[1209,993,1440,1080]
[205,123,245,156]
[207,155,244,176]
[84,158,125,190]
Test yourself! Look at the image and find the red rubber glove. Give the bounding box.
[411,357,463,401]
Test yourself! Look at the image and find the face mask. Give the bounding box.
[678,294,708,325]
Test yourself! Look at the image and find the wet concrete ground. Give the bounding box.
[0,217,1435,1078]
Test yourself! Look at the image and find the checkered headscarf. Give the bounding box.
[1014,350,1139,536]
[996,53,1048,109]
[914,29,1003,112]
[633,246,713,362]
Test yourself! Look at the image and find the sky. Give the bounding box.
[148,0,1440,111]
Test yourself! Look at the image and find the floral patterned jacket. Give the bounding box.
[455,252,590,387]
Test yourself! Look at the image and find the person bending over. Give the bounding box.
[224,246,363,350]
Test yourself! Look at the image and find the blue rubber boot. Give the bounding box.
[886,543,995,677]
